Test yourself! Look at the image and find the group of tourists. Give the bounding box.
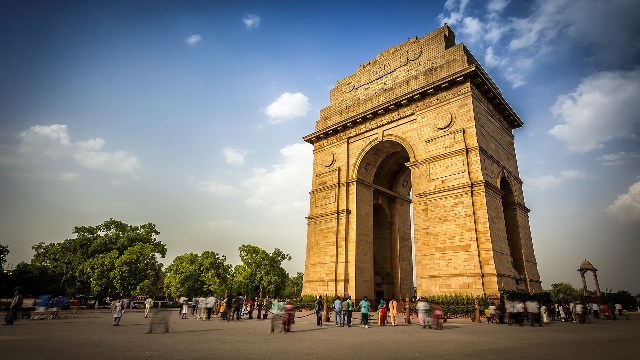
[482,299,628,326]
[312,295,444,330]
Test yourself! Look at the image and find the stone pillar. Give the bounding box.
[580,272,588,296]
[592,272,602,297]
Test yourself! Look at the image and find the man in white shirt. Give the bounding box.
[205,294,215,320]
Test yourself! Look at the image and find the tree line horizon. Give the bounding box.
[0,219,637,308]
[0,219,302,300]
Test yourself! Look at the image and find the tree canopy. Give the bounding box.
[549,282,583,302]
[164,251,232,298]
[12,219,166,297]
[232,244,291,298]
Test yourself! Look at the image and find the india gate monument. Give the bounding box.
[301,25,542,301]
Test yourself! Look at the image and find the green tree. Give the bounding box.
[232,244,291,298]
[549,282,582,302]
[164,253,202,298]
[163,251,232,298]
[112,243,164,296]
[0,244,8,269]
[16,219,166,297]
[283,272,304,299]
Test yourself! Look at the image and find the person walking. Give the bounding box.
[224,295,233,322]
[190,296,197,316]
[525,299,542,327]
[144,297,153,318]
[3,289,23,325]
[205,294,215,320]
[180,297,189,319]
[389,298,398,326]
[112,298,123,326]
[359,296,370,328]
[282,300,295,333]
[314,296,324,327]
[233,293,244,321]
[268,298,283,334]
[417,297,431,329]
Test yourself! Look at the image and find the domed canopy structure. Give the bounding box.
[578,259,597,272]
[578,259,601,297]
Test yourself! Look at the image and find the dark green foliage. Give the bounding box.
[425,294,489,317]
[164,251,232,298]
[9,219,166,297]
[282,272,304,299]
[232,245,291,298]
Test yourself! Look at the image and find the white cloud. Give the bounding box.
[438,0,640,88]
[460,17,483,42]
[58,172,80,181]
[199,180,237,195]
[523,169,587,190]
[19,124,71,158]
[74,150,139,173]
[243,14,261,29]
[265,92,310,123]
[596,152,640,166]
[487,0,509,13]
[186,34,201,46]
[607,180,640,222]
[110,180,125,186]
[548,69,640,153]
[484,46,505,68]
[223,148,247,166]
[438,0,469,25]
[76,138,105,150]
[241,143,313,213]
[15,124,140,173]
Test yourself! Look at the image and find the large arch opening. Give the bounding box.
[500,177,526,289]
[356,140,414,302]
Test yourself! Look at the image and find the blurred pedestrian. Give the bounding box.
[389,298,398,326]
[282,300,295,333]
[525,299,542,327]
[145,297,153,318]
[268,298,283,334]
[417,298,431,329]
[112,298,123,326]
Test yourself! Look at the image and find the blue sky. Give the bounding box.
[1,0,639,293]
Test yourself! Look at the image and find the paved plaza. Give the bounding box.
[2,309,639,359]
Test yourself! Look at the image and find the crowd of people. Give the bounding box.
[5,287,632,333]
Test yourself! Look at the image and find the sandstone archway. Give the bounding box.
[302,25,541,301]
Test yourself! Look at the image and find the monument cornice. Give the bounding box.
[304,65,522,145]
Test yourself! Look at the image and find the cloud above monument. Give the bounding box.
[439,0,640,88]
[548,69,640,153]
[241,143,313,212]
[265,92,310,123]
[523,169,587,190]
